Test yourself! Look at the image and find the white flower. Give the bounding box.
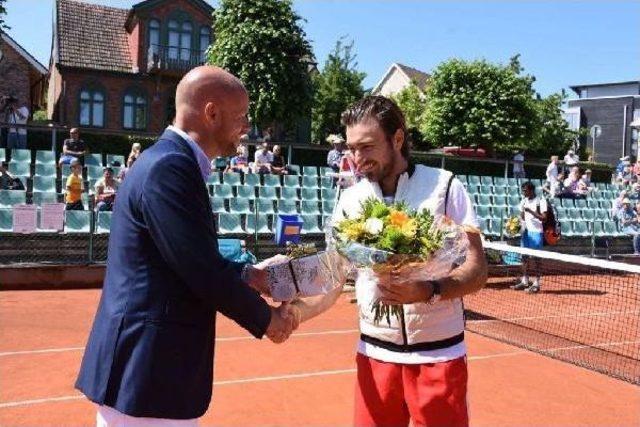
[364,218,384,235]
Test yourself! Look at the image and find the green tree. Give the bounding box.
[311,38,365,143]
[208,0,313,131]
[391,82,431,149]
[0,0,9,30]
[529,90,578,158]
[422,56,538,156]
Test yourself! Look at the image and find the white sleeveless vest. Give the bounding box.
[334,165,465,350]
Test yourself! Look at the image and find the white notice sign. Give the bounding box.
[40,203,66,231]
[12,204,37,234]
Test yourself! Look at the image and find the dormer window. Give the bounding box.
[168,19,193,61]
[200,26,211,62]
[149,19,160,54]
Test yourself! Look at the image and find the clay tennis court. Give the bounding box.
[1,288,638,426]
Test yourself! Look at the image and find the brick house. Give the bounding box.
[48,0,214,135]
[0,30,48,119]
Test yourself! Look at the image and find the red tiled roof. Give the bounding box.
[56,0,133,73]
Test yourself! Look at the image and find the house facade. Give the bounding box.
[47,0,214,135]
[0,30,48,118]
[567,81,640,165]
[371,63,430,97]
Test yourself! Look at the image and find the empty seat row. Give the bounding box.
[1,148,126,167]
[217,213,326,235]
[0,208,111,233]
[211,185,336,201]
[210,198,336,216]
[206,173,334,189]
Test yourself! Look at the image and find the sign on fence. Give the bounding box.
[12,204,37,234]
[40,203,66,231]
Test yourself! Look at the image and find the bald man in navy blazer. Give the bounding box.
[76,67,295,425]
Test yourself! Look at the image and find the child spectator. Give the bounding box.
[65,159,84,210]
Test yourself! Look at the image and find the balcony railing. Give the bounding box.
[147,44,206,73]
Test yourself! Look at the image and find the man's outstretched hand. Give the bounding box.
[265,302,301,344]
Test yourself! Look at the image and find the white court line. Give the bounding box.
[468,309,640,324]
[0,339,636,410]
[0,329,360,357]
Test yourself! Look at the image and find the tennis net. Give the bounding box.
[464,241,640,384]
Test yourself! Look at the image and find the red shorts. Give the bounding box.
[354,353,469,427]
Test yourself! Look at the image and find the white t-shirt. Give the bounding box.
[564,154,578,166]
[546,162,558,182]
[254,149,273,165]
[8,106,29,135]
[513,154,525,173]
[520,197,547,233]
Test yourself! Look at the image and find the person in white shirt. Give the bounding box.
[546,155,559,183]
[563,149,579,175]
[287,96,487,427]
[5,98,29,149]
[512,150,526,179]
[512,181,547,293]
[253,142,273,173]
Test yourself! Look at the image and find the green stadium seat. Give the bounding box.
[466,185,479,195]
[32,191,58,205]
[560,221,574,237]
[322,201,336,216]
[487,219,503,238]
[236,185,256,200]
[257,199,276,214]
[0,148,5,161]
[0,208,12,232]
[586,199,599,209]
[531,179,543,187]
[35,150,55,165]
[594,182,607,190]
[556,208,570,221]
[321,214,333,228]
[229,198,252,214]
[507,178,519,187]
[301,214,322,234]
[319,166,333,177]
[508,195,521,207]
[302,176,319,188]
[494,177,507,187]
[61,165,72,181]
[560,198,575,208]
[8,162,30,176]
[222,172,241,186]
[263,175,281,187]
[476,195,492,206]
[603,221,623,237]
[468,176,481,186]
[594,209,610,221]
[582,210,595,221]
[210,197,227,213]
[213,184,233,199]
[35,163,56,177]
[217,213,245,234]
[571,221,590,237]
[600,200,613,210]
[280,187,299,200]
[568,209,582,220]
[301,201,320,215]
[244,173,260,187]
[259,187,278,200]
[0,190,26,208]
[9,149,31,163]
[96,211,112,234]
[320,176,333,189]
[64,210,91,233]
[479,185,493,195]
[506,186,520,196]
[301,188,319,201]
[84,153,103,167]
[493,196,508,207]
[456,175,468,184]
[288,164,300,175]
[492,206,508,221]
[276,200,298,214]
[592,221,606,237]
[32,176,56,193]
[86,166,104,180]
[106,154,125,166]
[493,186,507,196]
[207,173,222,186]
[303,166,318,177]
[474,205,491,219]
[246,213,273,234]
[283,175,300,188]
[574,199,588,209]
[321,188,337,201]
[480,176,494,186]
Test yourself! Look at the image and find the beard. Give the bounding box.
[360,156,394,183]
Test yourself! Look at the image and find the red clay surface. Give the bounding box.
[1,289,639,426]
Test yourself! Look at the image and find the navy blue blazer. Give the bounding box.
[76,129,271,419]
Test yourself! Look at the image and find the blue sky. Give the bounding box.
[3,0,638,97]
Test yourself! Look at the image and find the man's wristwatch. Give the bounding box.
[426,280,442,304]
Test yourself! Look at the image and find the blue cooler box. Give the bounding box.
[275,214,304,245]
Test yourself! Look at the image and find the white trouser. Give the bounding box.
[97,405,198,427]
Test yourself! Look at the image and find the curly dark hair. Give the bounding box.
[340,95,411,159]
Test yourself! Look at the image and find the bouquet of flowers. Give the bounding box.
[504,216,522,237]
[328,197,473,325]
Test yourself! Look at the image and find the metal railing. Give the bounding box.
[147,44,205,72]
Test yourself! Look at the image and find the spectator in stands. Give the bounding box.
[618,198,640,255]
[512,150,526,179]
[616,156,630,176]
[633,159,640,178]
[59,128,88,167]
[0,161,25,190]
[270,145,289,175]
[629,183,640,201]
[65,159,84,210]
[543,172,564,198]
[618,162,635,185]
[127,142,142,168]
[563,166,587,199]
[563,149,579,174]
[577,170,593,195]
[546,155,559,184]
[513,181,547,293]
[94,166,119,212]
[226,144,249,174]
[253,142,273,174]
[326,134,345,172]
[612,190,628,219]
[5,97,29,149]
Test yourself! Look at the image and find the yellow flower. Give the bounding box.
[400,218,417,238]
[389,210,410,227]
[341,222,366,241]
